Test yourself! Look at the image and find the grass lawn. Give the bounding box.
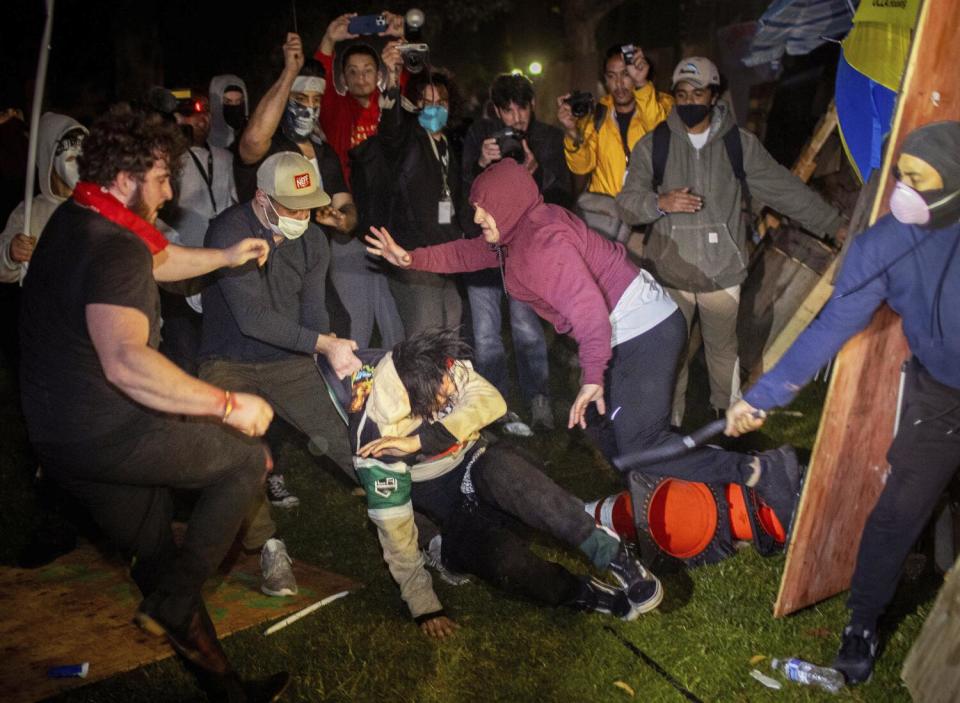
[0,340,939,703]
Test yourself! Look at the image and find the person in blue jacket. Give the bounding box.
[726,120,960,685]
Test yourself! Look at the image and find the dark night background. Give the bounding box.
[3,0,837,166]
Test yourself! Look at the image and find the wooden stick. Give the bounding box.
[263,590,350,635]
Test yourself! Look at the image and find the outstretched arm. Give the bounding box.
[152,239,268,282]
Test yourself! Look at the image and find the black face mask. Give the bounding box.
[222,104,245,130]
[676,103,711,128]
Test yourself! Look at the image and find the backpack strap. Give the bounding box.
[722,126,750,204]
[650,121,671,190]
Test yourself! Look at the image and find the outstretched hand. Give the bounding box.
[225,238,270,268]
[365,226,412,268]
[568,383,605,430]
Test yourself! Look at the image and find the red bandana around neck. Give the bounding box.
[72,181,169,255]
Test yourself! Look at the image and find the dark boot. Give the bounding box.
[754,446,803,536]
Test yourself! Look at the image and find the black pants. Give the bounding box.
[36,411,267,621]
[411,443,597,607]
[593,309,751,484]
[848,358,960,627]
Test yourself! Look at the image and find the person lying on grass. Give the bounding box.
[364,159,802,538]
[318,328,662,639]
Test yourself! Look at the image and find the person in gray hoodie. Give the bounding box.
[0,112,87,283]
[207,74,248,150]
[616,57,846,425]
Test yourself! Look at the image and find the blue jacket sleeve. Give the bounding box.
[745,233,888,410]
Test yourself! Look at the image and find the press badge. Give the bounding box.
[438,198,453,224]
[708,231,718,244]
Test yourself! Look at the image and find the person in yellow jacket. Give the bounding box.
[558,45,673,197]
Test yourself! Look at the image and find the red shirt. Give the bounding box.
[315,49,383,185]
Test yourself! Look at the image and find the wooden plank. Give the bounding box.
[901,556,960,701]
[0,545,360,703]
[756,102,839,239]
[774,0,960,617]
[738,228,837,383]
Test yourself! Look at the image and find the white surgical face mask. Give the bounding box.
[264,198,309,240]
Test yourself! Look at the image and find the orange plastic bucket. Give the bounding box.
[647,479,718,559]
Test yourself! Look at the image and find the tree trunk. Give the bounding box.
[561,0,626,93]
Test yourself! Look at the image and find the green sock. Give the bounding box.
[579,527,621,570]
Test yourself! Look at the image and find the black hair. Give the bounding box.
[406,69,461,123]
[601,43,655,82]
[79,102,186,186]
[392,328,472,419]
[299,58,326,80]
[340,44,381,73]
[490,73,534,110]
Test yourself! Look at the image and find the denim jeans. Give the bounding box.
[464,270,549,406]
[411,442,595,606]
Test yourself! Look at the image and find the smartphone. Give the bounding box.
[348,14,388,36]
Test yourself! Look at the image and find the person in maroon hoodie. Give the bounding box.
[365,158,801,532]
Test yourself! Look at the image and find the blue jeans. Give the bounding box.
[465,271,548,405]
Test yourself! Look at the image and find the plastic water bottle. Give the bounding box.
[771,658,845,693]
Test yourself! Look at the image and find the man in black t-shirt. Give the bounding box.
[19,105,288,697]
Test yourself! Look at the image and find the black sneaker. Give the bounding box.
[266,474,300,509]
[607,541,664,619]
[833,624,879,685]
[754,445,803,536]
[571,576,633,620]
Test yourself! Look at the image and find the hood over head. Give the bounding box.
[469,159,543,245]
[901,120,960,192]
[208,74,248,149]
[37,112,87,201]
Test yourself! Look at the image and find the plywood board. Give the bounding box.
[0,545,359,702]
[774,0,960,616]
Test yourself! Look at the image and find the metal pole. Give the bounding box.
[21,0,55,283]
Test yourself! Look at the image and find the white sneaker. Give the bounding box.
[260,538,298,597]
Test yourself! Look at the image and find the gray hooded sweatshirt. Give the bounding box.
[208,74,248,149]
[616,102,844,292]
[0,113,87,283]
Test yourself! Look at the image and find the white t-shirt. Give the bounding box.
[609,271,678,347]
[688,129,710,150]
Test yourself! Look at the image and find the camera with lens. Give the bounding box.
[621,44,638,65]
[398,43,430,74]
[490,127,526,163]
[563,91,595,119]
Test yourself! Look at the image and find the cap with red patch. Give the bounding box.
[256,151,331,210]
